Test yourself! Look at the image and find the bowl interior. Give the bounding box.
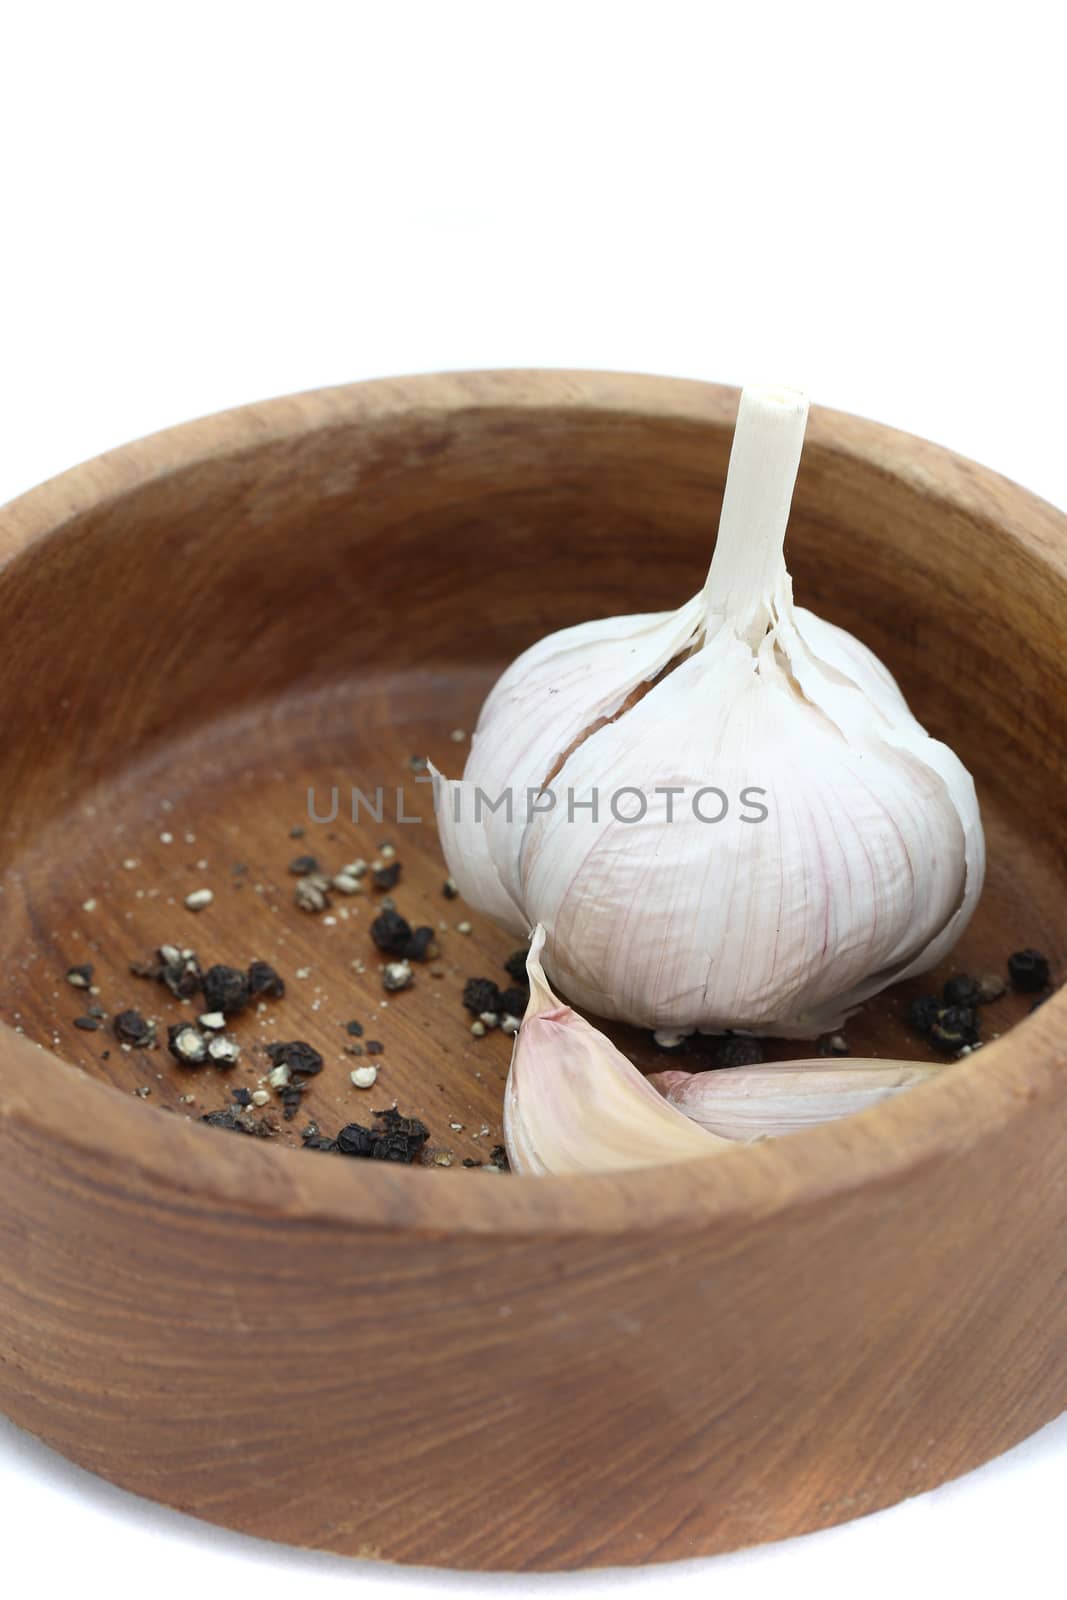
[0,377,1063,1160]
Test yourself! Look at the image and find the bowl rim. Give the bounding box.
[2,368,1065,1239]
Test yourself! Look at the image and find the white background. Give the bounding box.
[1,3,1064,1597]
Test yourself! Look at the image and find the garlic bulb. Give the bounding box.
[436,385,985,1037]
[649,1059,942,1140]
[504,928,725,1174]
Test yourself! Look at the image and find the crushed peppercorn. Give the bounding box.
[265,1040,324,1078]
[201,1106,275,1137]
[329,1106,431,1162]
[132,944,203,999]
[929,1005,980,1056]
[168,1023,209,1065]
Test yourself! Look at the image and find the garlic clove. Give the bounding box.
[429,761,529,934]
[771,606,986,1026]
[516,637,966,1035]
[434,596,705,923]
[504,927,726,1175]
[650,1058,944,1139]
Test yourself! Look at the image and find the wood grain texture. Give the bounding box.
[0,372,1064,1570]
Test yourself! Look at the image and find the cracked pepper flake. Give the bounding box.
[113,1009,154,1048]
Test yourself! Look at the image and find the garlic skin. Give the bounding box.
[504,928,723,1174]
[435,386,985,1038]
[650,1059,943,1140]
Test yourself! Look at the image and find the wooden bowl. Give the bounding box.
[0,373,1064,1572]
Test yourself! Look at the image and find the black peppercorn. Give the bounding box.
[247,960,285,1000]
[403,926,437,963]
[498,986,528,1019]
[201,964,251,1015]
[716,1037,765,1068]
[929,1005,980,1056]
[288,854,319,875]
[943,974,981,1008]
[462,977,504,1016]
[1008,948,1050,993]
[503,950,530,986]
[907,995,942,1036]
[74,1015,101,1031]
[370,907,413,955]
[373,862,401,891]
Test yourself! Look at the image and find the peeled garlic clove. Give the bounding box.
[504,928,725,1175]
[650,1058,943,1140]
[435,385,984,1037]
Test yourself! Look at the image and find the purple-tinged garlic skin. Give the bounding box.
[649,1058,943,1140]
[504,928,725,1175]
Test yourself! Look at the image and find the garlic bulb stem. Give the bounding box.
[702,384,810,646]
